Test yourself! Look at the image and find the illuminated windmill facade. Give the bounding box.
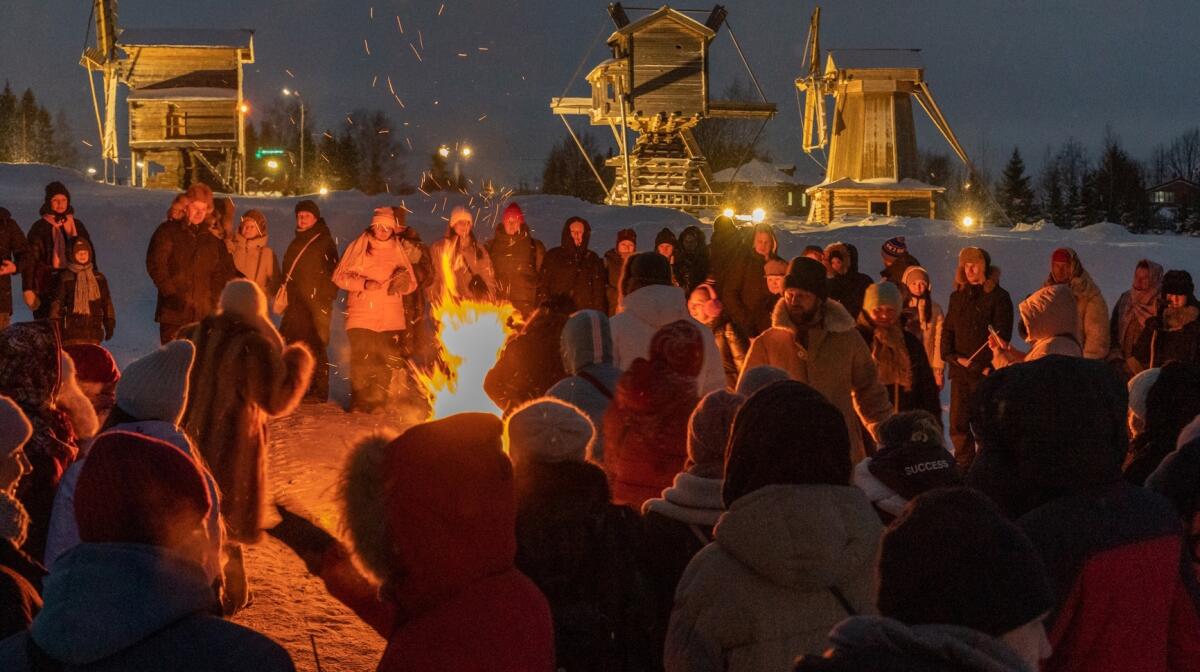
[797,8,970,224]
[552,4,775,212]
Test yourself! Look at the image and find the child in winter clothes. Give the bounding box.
[855,281,941,423]
[48,238,114,345]
[795,488,1055,672]
[901,266,943,388]
[0,396,44,640]
[228,210,281,300]
[605,319,705,508]
[24,182,94,319]
[506,398,656,671]
[852,411,961,523]
[546,310,623,462]
[665,380,882,672]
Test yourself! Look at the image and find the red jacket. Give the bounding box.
[1020,484,1200,672]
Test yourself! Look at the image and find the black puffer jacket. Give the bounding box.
[514,460,656,672]
[146,219,238,326]
[539,218,607,312]
[488,223,545,317]
[278,220,340,344]
[483,298,573,414]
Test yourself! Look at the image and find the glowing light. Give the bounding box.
[86,167,97,176]
[266,159,280,170]
[239,103,250,114]
[722,207,734,219]
[281,88,292,96]
[961,215,975,229]
[136,161,145,169]
[752,207,766,223]
[438,145,451,158]
[415,248,515,419]
[318,186,329,195]
[460,145,473,158]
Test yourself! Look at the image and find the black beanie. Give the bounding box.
[723,380,850,507]
[877,487,1054,637]
[1162,270,1195,297]
[654,227,678,249]
[783,256,829,301]
[44,181,71,205]
[621,251,673,295]
[869,411,962,501]
[294,199,321,220]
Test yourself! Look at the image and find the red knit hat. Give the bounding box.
[75,431,211,547]
[502,202,524,225]
[649,320,705,378]
[62,344,120,387]
[1051,248,1072,265]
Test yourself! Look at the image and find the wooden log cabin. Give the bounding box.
[117,29,254,192]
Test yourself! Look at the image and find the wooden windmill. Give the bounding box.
[797,8,970,224]
[80,0,254,192]
[551,4,775,212]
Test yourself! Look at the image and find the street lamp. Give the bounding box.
[438,145,451,158]
[282,88,305,185]
[266,159,280,170]
[460,145,472,158]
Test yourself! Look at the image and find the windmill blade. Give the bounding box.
[797,7,827,153]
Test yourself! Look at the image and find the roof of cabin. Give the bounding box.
[808,177,945,193]
[825,49,924,72]
[713,159,805,187]
[609,6,715,42]
[118,28,253,48]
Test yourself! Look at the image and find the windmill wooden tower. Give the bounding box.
[80,0,254,192]
[551,4,775,212]
[797,8,970,224]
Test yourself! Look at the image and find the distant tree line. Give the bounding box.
[0,82,80,169]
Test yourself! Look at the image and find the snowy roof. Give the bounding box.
[128,87,237,101]
[118,28,253,48]
[808,177,945,193]
[713,159,805,187]
[826,49,924,72]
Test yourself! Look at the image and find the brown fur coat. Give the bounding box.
[182,314,314,543]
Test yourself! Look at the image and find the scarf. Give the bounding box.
[66,261,101,315]
[859,314,912,390]
[44,214,78,269]
[1118,261,1164,340]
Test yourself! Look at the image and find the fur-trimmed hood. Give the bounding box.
[770,296,856,334]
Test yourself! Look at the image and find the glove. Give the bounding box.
[265,503,337,575]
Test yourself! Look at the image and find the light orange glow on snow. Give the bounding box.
[418,246,514,418]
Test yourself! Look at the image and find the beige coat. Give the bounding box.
[333,233,419,332]
[906,299,944,374]
[665,484,882,672]
[1044,249,1110,360]
[740,299,894,462]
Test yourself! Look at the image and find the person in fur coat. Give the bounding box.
[182,279,313,611]
[228,210,281,301]
[1133,270,1200,371]
[604,320,704,508]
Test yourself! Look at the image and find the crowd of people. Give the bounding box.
[0,182,1199,670]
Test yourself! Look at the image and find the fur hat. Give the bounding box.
[1163,270,1195,297]
[863,281,903,315]
[735,365,790,397]
[44,181,70,205]
[220,279,269,321]
[1128,368,1162,420]
[116,340,195,425]
[824,242,850,267]
[686,390,745,478]
[723,380,850,507]
[877,487,1054,637]
[505,398,594,465]
[882,236,907,259]
[763,257,788,277]
[784,256,829,300]
[958,246,988,268]
[0,396,32,458]
[616,228,637,246]
[75,431,211,547]
[294,199,321,219]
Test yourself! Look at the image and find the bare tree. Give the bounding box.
[692,78,771,172]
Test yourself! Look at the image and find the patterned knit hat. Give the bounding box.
[649,320,705,379]
[882,236,907,259]
[505,398,594,465]
[116,340,195,425]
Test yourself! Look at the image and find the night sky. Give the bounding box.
[2,0,1199,186]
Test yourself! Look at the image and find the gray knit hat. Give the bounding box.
[505,398,595,465]
[116,340,195,425]
[686,390,745,478]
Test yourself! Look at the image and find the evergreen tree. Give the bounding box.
[997,147,1035,223]
[423,150,453,191]
[53,109,79,169]
[541,131,609,203]
[334,129,360,191]
[1092,130,1146,230]
[0,82,16,162]
[15,88,39,162]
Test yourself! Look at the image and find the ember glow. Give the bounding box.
[418,247,514,418]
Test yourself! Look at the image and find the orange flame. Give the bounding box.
[417,246,515,418]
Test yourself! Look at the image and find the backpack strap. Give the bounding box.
[576,370,613,400]
[829,585,857,616]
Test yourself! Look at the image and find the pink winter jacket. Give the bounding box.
[333,233,419,333]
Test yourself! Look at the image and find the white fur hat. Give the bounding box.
[116,340,196,425]
[505,398,594,465]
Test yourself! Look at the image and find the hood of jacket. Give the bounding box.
[32,543,217,665]
[559,309,614,373]
[559,217,592,251]
[515,459,611,524]
[815,615,1035,672]
[771,296,857,334]
[620,283,690,326]
[715,484,881,590]
[0,320,61,411]
[1019,284,1078,343]
[677,225,709,260]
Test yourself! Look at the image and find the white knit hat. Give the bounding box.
[116,340,196,425]
[505,398,594,465]
[219,278,268,321]
[1128,368,1162,420]
[0,395,32,457]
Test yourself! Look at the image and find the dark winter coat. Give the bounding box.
[484,304,572,414]
[24,212,94,319]
[487,225,546,317]
[146,219,238,327]
[0,209,27,316]
[0,530,45,641]
[674,226,710,294]
[0,321,79,561]
[539,220,607,312]
[827,272,875,320]
[0,543,294,671]
[794,616,1033,672]
[514,460,655,671]
[880,252,921,287]
[1133,304,1200,370]
[941,269,1014,378]
[855,320,941,421]
[706,216,745,291]
[182,314,314,543]
[279,220,340,346]
[603,249,628,315]
[49,269,115,344]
